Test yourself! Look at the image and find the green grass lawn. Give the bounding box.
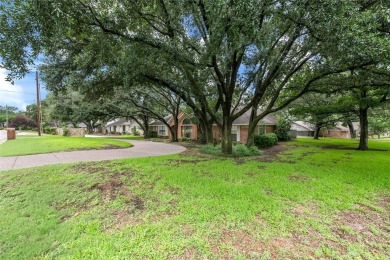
[0,135,131,156]
[0,138,388,259]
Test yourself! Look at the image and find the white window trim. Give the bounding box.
[231,125,240,142]
[158,125,167,136]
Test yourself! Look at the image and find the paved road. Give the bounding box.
[0,140,186,171]
[0,130,6,145]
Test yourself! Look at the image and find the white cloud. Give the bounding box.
[0,69,30,110]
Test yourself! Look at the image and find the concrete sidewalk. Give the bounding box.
[0,140,186,171]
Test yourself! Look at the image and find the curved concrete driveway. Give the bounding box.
[0,140,186,171]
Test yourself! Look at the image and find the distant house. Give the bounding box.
[149,111,277,144]
[352,122,360,137]
[319,123,350,138]
[104,119,144,135]
[291,121,315,137]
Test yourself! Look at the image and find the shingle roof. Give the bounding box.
[149,115,173,126]
[291,121,314,131]
[232,110,277,125]
[105,119,131,127]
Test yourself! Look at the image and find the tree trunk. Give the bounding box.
[142,116,149,139]
[347,121,355,138]
[221,112,233,154]
[357,107,369,150]
[198,117,213,144]
[221,124,232,154]
[246,108,258,147]
[313,124,321,140]
[172,116,179,142]
[246,123,258,147]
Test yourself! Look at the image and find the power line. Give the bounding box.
[0,89,35,95]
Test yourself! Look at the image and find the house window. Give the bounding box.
[158,126,166,136]
[181,126,192,138]
[258,125,266,135]
[181,118,192,138]
[231,126,238,141]
[113,126,117,133]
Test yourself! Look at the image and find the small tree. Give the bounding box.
[9,115,37,130]
[274,119,292,141]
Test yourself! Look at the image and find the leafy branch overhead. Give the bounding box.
[1,0,389,152]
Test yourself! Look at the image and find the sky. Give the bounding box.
[0,68,47,111]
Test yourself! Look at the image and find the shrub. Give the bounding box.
[254,133,278,148]
[149,130,158,138]
[275,120,292,141]
[131,126,140,136]
[201,143,261,156]
[63,127,70,136]
[43,126,56,135]
[181,137,192,142]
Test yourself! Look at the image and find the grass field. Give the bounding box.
[0,135,131,156]
[0,138,388,259]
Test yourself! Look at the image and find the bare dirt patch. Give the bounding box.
[164,159,207,166]
[255,144,293,163]
[287,174,313,183]
[331,199,390,255]
[70,163,106,174]
[212,228,266,258]
[89,171,143,207]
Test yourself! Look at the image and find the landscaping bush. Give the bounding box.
[181,137,192,142]
[254,133,278,148]
[149,131,158,138]
[201,143,260,156]
[63,127,70,136]
[274,120,292,141]
[131,126,140,136]
[43,126,56,135]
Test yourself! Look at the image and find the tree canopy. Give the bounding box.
[1,0,389,152]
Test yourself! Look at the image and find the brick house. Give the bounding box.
[212,110,277,143]
[319,124,350,138]
[149,113,198,140]
[150,111,277,143]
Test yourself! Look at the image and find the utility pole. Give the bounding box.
[36,71,41,136]
[5,105,8,128]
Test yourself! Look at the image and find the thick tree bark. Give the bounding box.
[313,123,322,140]
[358,107,369,150]
[197,117,213,144]
[141,116,149,139]
[171,115,179,142]
[246,108,258,147]
[221,121,233,154]
[347,121,356,138]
